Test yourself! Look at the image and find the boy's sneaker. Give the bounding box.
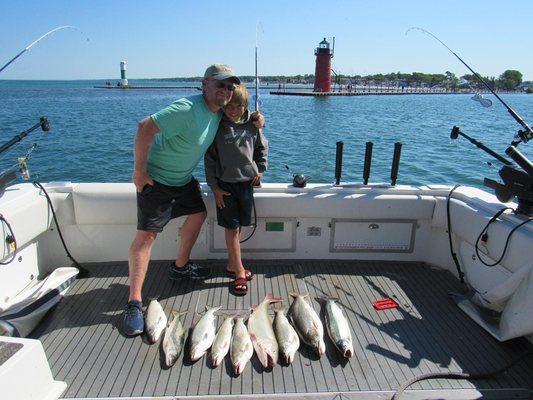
[123,300,144,336]
[169,261,211,281]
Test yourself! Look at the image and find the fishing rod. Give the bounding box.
[0,26,88,74]
[254,21,263,112]
[240,21,263,244]
[407,28,533,215]
[255,38,259,112]
[406,27,532,145]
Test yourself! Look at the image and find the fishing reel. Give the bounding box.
[451,126,533,216]
[0,117,48,196]
[484,148,533,216]
[285,165,310,188]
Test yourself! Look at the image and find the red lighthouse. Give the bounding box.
[314,37,334,92]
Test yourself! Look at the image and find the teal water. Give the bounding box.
[1,80,532,188]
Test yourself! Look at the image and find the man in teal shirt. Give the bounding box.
[123,64,264,336]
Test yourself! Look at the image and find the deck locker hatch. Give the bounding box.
[330,218,416,253]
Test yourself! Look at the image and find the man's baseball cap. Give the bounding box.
[204,64,241,84]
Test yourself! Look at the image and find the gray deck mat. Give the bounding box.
[32,260,533,398]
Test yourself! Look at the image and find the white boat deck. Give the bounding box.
[31,260,533,399]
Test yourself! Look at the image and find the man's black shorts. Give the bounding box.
[216,180,254,229]
[137,178,206,232]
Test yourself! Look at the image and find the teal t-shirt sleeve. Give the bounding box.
[151,99,192,140]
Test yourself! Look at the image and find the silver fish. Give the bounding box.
[162,310,187,367]
[288,292,325,356]
[211,315,234,367]
[145,299,167,344]
[190,305,221,362]
[230,317,253,375]
[247,293,283,368]
[317,297,353,358]
[273,306,300,364]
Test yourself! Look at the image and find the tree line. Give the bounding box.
[159,70,525,91]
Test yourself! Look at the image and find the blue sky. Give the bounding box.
[1,0,532,80]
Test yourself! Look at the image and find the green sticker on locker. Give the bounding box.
[266,222,284,232]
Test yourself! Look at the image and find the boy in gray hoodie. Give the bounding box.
[204,84,268,295]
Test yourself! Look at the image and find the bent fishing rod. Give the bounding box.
[0,26,88,74]
[406,27,533,145]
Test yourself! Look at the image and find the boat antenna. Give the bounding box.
[406,27,532,145]
[0,26,89,74]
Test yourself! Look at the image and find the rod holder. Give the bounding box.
[335,141,343,185]
[0,117,49,156]
[363,141,373,185]
[390,142,402,186]
[506,145,533,177]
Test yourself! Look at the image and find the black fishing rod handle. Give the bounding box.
[391,142,402,186]
[363,142,373,185]
[335,141,344,185]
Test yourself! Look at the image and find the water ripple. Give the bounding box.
[1,81,532,188]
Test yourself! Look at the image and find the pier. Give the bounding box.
[269,90,456,96]
[270,86,470,97]
[94,85,200,90]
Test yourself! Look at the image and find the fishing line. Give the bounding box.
[0,26,90,74]
[406,27,533,144]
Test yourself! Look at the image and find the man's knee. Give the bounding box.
[131,230,157,250]
[187,211,207,225]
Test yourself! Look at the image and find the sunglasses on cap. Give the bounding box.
[214,81,236,91]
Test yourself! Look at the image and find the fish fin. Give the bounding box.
[290,292,309,299]
[166,313,175,327]
[234,312,249,319]
[169,310,187,323]
[315,296,338,304]
[264,293,283,303]
[205,305,222,314]
[219,313,235,320]
[272,304,287,312]
[221,311,248,319]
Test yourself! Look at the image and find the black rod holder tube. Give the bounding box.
[450,126,512,166]
[506,145,533,177]
[335,141,343,185]
[363,141,373,185]
[391,142,402,186]
[0,117,49,156]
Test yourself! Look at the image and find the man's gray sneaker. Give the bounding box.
[123,300,144,336]
[169,261,211,281]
